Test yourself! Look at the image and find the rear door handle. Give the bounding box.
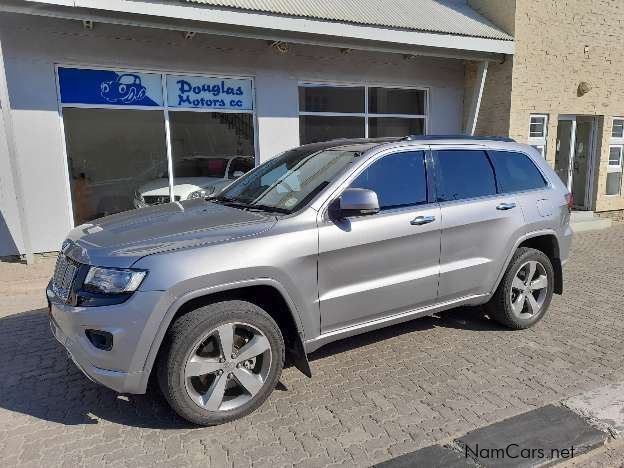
[410,215,436,226]
[496,202,517,211]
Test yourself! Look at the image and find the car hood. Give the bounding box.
[64,200,276,268]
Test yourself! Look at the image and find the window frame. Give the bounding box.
[55,63,258,229]
[528,114,549,158]
[611,118,624,139]
[607,118,624,196]
[606,144,624,197]
[298,82,429,143]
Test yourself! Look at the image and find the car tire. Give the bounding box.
[485,247,555,330]
[157,300,285,426]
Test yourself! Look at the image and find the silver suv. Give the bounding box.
[47,136,573,425]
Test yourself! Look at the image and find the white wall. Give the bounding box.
[0,13,466,254]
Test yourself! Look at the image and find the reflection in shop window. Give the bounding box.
[155,112,256,203]
[62,108,167,225]
[299,115,365,144]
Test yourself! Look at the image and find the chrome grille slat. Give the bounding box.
[52,253,80,302]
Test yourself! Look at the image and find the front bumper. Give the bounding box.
[47,284,166,394]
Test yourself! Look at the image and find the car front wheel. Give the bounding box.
[485,247,555,330]
[158,300,285,425]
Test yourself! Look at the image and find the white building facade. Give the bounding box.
[0,0,513,258]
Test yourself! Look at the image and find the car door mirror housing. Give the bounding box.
[232,171,245,179]
[336,188,380,217]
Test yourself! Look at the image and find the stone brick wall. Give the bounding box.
[467,0,624,213]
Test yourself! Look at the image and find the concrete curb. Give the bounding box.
[375,381,624,468]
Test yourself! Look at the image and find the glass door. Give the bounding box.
[572,118,594,208]
[555,118,574,189]
[555,116,596,209]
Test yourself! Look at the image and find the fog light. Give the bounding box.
[85,329,113,351]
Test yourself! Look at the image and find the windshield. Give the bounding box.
[216,145,366,213]
[162,158,228,178]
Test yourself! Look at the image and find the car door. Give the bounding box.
[317,149,441,333]
[434,148,527,301]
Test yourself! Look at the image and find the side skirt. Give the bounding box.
[305,294,489,355]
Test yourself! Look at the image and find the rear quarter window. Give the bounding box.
[488,150,547,193]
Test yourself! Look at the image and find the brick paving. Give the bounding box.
[1,225,624,467]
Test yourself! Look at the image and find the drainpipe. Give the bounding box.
[465,61,489,136]
[0,32,34,264]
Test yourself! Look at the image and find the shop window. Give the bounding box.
[63,108,168,225]
[298,84,427,144]
[368,118,424,138]
[166,112,254,201]
[298,86,365,113]
[299,115,365,143]
[368,87,426,115]
[58,67,256,225]
[528,114,548,158]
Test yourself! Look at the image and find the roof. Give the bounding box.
[181,0,513,41]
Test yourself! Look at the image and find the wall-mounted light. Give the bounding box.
[82,20,94,30]
[578,81,592,97]
[184,31,197,40]
[269,41,289,55]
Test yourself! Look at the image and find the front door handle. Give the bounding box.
[496,202,517,211]
[410,215,436,226]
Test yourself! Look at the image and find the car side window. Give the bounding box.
[349,151,427,210]
[435,150,496,202]
[228,157,254,179]
[488,150,547,193]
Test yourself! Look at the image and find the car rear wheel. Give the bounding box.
[158,300,284,425]
[485,247,554,330]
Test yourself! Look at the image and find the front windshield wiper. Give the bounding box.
[212,197,290,214]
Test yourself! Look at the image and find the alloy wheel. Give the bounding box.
[184,322,272,412]
[509,260,549,319]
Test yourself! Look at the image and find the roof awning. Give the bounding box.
[183,0,513,41]
[2,0,515,59]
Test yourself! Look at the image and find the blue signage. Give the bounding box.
[58,67,163,106]
[166,75,253,110]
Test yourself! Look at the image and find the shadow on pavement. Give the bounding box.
[0,309,195,429]
[309,306,510,362]
[0,304,508,428]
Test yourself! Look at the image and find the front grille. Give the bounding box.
[143,195,181,205]
[52,254,80,302]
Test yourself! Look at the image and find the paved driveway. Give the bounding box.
[1,225,623,467]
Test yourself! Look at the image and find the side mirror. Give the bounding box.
[232,171,245,179]
[336,188,380,218]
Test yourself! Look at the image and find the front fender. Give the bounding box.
[136,277,310,393]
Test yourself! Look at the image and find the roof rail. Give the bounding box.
[404,135,516,142]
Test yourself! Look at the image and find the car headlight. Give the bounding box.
[187,187,215,200]
[83,266,147,294]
